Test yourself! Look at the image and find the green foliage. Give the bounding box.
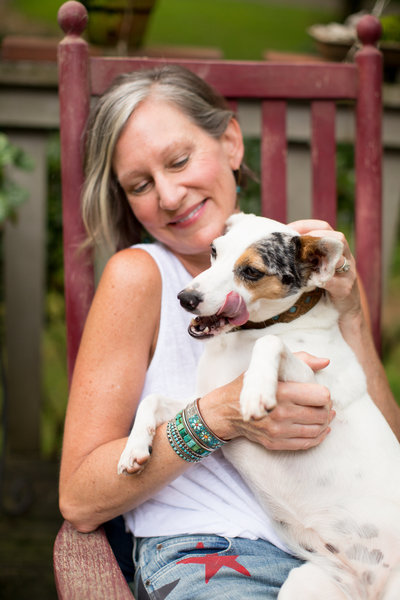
[336,143,355,252]
[240,138,261,216]
[146,0,336,59]
[41,134,68,458]
[380,15,400,43]
[14,0,336,59]
[382,232,400,406]
[0,133,33,224]
[46,134,64,294]
[42,291,68,458]
[13,0,64,24]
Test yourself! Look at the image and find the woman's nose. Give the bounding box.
[156,174,186,210]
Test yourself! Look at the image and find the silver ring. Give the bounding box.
[335,256,350,274]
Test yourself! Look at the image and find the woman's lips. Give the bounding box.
[169,200,207,228]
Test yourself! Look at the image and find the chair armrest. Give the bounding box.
[54,520,134,599]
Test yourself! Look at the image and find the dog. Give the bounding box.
[118,213,400,599]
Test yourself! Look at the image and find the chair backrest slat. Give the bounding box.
[311,101,337,227]
[261,100,287,222]
[90,57,359,100]
[355,42,383,346]
[58,33,94,381]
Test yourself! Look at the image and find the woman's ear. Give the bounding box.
[221,118,244,170]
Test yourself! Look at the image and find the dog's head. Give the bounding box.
[178,213,343,339]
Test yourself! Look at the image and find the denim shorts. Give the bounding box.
[133,534,303,599]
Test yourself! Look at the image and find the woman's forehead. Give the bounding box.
[113,100,199,176]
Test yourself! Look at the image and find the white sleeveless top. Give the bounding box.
[123,242,287,550]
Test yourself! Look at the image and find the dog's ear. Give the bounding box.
[298,235,343,287]
[224,211,251,233]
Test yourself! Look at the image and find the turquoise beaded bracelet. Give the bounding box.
[171,417,210,459]
[177,411,211,456]
[184,398,227,450]
[166,398,227,463]
[166,420,202,463]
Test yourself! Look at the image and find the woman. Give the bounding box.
[59,65,400,599]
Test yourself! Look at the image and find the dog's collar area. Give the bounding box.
[230,287,324,333]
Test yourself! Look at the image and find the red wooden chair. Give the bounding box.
[53,1,384,597]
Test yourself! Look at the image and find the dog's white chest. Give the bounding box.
[196,332,257,395]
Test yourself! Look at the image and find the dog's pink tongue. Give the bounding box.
[217,291,249,326]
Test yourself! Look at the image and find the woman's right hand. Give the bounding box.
[201,353,335,452]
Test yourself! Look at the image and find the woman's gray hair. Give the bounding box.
[82,64,236,251]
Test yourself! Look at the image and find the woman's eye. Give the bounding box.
[242,266,264,281]
[131,180,151,195]
[171,156,189,169]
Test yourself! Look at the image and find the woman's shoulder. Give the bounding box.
[104,245,161,286]
[94,246,162,316]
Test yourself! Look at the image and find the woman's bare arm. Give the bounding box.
[59,249,192,532]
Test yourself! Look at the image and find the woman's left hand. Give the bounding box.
[288,219,362,323]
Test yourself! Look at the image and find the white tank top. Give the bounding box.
[123,242,287,550]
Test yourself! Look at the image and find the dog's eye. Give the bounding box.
[210,244,217,260]
[241,266,264,281]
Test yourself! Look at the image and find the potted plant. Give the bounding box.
[81,0,158,50]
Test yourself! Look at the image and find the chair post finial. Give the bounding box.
[58,1,88,37]
[356,14,382,47]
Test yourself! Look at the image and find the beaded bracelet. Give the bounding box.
[170,416,210,460]
[166,410,212,463]
[176,412,211,457]
[166,420,203,463]
[184,398,227,450]
[166,398,227,463]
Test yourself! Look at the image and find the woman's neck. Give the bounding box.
[171,249,211,277]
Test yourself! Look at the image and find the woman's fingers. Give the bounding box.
[277,380,332,409]
[288,219,333,234]
[294,351,330,374]
[235,378,335,451]
[241,414,332,451]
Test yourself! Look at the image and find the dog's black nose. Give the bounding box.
[177,290,202,312]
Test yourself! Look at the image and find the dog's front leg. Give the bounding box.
[240,335,315,421]
[118,394,186,475]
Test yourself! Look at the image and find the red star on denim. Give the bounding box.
[177,542,251,584]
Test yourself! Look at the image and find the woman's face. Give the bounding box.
[113,97,244,272]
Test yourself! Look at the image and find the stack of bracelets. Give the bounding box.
[167,397,227,462]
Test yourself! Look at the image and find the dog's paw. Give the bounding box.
[240,384,277,420]
[117,438,152,475]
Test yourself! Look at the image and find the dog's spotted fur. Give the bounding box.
[119,213,400,599]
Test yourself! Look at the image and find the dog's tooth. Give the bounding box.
[204,326,210,333]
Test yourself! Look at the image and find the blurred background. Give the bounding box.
[0,0,399,597]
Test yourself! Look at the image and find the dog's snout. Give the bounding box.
[177,290,203,312]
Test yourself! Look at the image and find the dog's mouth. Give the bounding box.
[188,291,249,339]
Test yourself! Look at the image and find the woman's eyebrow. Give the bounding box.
[117,140,193,184]
[160,139,192,159]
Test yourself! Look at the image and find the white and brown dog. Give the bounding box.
[118,213,400,599]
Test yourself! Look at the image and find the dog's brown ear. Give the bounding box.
[298,235,343,287]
